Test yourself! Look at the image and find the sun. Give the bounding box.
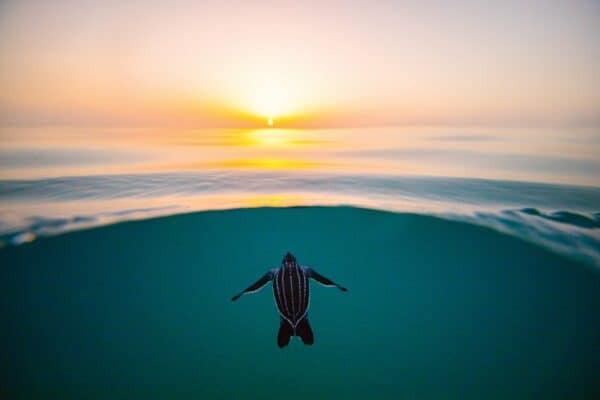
[225,72,312,126]
[237,78,297,122]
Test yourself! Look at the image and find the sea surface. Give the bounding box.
[1,126,599,398]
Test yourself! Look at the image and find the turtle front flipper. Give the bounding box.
[231,269,276,301]
[304,267,348,292]
[277,318,294,348]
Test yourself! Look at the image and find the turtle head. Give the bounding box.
[282,252,296,267]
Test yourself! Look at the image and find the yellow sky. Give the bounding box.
[0,0,599,129]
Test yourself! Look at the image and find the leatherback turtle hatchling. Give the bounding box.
[232,252,348,348]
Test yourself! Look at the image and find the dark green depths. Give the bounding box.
[232,252,348,347]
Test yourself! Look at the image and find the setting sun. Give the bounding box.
[234,78,312,125]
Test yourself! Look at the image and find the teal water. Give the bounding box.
[1,207,599,399]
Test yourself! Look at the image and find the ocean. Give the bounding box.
[1,126,599,398]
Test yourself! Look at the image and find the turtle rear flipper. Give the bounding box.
[296,317,314,345]
[277,319,293,348]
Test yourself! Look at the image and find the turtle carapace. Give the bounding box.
[231,252,348,348]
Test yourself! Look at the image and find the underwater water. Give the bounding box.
[1,126,599,398]
[1,207,599,399]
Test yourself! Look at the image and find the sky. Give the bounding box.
[0,0,599,129]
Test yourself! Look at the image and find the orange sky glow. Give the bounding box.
[0,0,599,130]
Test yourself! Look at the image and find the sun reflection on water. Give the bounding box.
[216,158,321,170]
[249,129,292,146]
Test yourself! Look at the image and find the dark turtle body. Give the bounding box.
[231,252,347,348]
[273,253,310,328]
